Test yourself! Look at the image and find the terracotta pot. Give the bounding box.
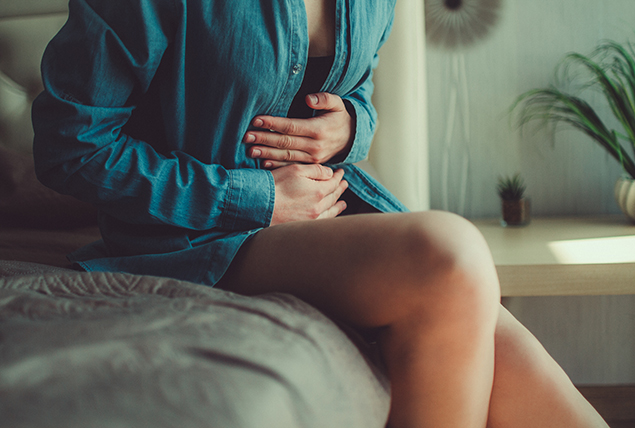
[501,198,530,227]
[614,177,635,222]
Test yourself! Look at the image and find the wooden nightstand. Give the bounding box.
[473,216,635,425]
[472,216,635,297]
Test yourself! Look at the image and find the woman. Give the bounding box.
[32,0,608,426]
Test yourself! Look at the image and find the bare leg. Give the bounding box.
[218,211,606,427]
[220,211,498,427]
[488,307,609,428]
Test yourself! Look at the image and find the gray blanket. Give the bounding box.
[0,261,390,428]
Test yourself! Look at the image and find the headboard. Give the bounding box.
[0,0,68,153]
[0,0,98,229]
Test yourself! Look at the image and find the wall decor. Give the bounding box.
[425,0,502,50]
[425,0,502,216]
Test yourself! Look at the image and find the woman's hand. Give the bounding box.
[243,93,354,169]
[269,164,348,226]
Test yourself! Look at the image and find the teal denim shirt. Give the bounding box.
[32,0,407,286]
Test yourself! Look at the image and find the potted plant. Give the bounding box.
[513,39,635,221]
[497,173,529,227]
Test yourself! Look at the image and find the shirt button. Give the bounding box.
[292,63,303,74]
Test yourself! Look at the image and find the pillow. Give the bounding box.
[0,1,68,21]
[0,13,68,91]
[0,70,33,153]
[0,144,98,229]
[0,33,97,229]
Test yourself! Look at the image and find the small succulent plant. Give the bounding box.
[497,173,527,201]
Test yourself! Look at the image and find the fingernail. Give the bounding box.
[308,94,318,105]
[244,133,256,143]
[251,149,261,157]
[264,161,272,168]
[254,118,264,127]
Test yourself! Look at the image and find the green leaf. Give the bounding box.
[497,173,527,200]
[512,38,635,180]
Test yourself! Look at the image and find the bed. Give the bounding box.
[0,1,391,427]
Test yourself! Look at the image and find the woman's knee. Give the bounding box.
[384,211,501,324]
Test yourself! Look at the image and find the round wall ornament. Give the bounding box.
[424,0,502,50]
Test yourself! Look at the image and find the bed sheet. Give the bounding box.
[0,261,390,428]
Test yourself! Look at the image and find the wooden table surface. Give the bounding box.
[472,216,635,297]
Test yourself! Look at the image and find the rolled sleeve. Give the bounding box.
[221,168,275,230]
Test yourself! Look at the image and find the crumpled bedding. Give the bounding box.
[0,261,390,428]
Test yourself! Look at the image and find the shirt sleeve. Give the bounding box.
[32,0,274,232]
[337,9,395,165]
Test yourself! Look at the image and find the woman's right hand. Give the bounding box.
[270,164,348,226]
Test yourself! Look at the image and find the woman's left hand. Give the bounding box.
[243,92,354,168]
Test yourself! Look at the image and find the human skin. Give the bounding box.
[242,93,352,226]
[243,92,354,169]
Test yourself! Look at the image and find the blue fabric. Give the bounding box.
[32,0,407,286]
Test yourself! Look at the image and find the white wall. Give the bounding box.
[425,0,635,384]
[427,0,635,218]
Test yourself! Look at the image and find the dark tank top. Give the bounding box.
[287,55,334,119]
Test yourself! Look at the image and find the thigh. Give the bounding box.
[217,210,495,327]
